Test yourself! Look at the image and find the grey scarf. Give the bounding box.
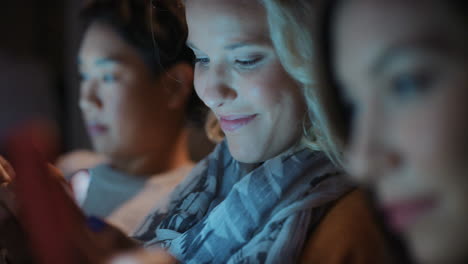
[134,141,353,263]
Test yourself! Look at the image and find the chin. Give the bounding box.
[230,149,262,164]
[410,228,468,264]
[91,142,109,154]
[226,139,264,164]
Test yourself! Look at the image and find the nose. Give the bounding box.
[346,102,400,184]
[195,63,237,109]
[79,78,102,112]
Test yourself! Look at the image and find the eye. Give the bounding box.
[79,72,90,82]
[194,57,210,66]
[391,71,433,100]
[102,73,117,83]
[235,56,263,69]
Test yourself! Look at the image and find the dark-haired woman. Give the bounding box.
[73,0,206,234]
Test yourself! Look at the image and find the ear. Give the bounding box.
[161,62,194,109]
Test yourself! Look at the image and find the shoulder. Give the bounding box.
[300,189,391,264]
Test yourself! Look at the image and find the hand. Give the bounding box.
[4,122,138,264]
[0,155,68,187]
[0,156,68,192]
[0,156,15,187]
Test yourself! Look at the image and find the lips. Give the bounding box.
[87,123,108,136]
[382,197,437,233]
[219,114,257,132]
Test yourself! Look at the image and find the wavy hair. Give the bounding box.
[259,0,344,165]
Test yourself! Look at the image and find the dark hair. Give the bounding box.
[314,0,351,147]
[80,0,206,125]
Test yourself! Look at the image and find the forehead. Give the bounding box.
[79,22,139,64]
[81,23,123,51]
[333,0,466,73]
[185,0,269,49]
[334,0,465,50]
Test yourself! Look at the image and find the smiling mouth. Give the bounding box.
[219,114,257,132]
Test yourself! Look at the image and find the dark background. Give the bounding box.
[1,0,104,153]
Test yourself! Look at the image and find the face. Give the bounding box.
[185,0,305,163]
[332,0,468,263]
[78,22,179,161]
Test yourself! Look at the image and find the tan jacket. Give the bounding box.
[300,189,391,264]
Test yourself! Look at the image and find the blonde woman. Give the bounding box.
[112,0,390,263]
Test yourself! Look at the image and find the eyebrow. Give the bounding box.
[371,33,458,75]
[224,42,257,50]
[95,57,118,66]
[186,39,270,52]
[77,56,125,67]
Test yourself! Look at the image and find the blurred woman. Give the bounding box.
[73,0,204,234]
[312,0,468,263]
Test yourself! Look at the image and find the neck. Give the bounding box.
[110,129,192,177]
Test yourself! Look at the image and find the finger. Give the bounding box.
[0,156,15,181]
[46,164,71,191]
[0,163,12,184]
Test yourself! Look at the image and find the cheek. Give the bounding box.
[99,86,119,117]
[396,97,468,175]
[193,73,205,103]
[193,69,213,109]
[240,65,302,112]
[102,84,141,131]
[242,79,278,109]
[106,96,130,140]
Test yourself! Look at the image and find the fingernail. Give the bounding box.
[86,216,107,232]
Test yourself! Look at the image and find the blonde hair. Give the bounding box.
[259,0,344,166]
